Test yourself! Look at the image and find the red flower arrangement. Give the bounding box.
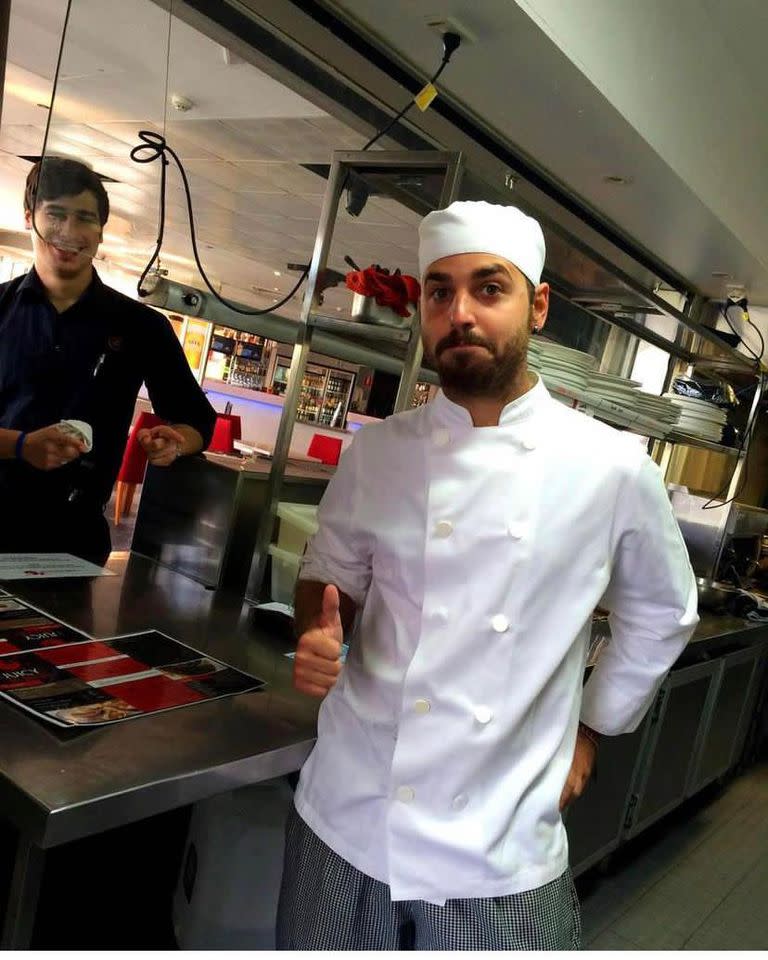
[345,265,421,318]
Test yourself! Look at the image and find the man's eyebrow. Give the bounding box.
[470,263,514,280]
[44,203,97,217]
[424,263,515,285]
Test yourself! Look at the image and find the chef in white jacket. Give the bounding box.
[276,201,698,950]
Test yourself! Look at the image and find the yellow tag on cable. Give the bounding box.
[414,82,438,112]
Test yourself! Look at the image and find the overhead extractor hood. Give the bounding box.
[167,0,754,371]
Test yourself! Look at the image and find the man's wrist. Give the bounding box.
[578,721,601,748]
[0,429,23,460]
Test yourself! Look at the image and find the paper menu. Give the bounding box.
[0,599,265,727]
[0,554,114,580]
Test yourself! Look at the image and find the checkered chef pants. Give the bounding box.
[276,805,581,950]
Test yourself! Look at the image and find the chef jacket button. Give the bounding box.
[432,428,450,447]
[414,698,431,715]
[435,520,454,538]
[452,793,469,811]
[507,523,525,540]
[521,438,536,451]
[491,614,510,633]
[474,705,493,725]
[396,785,415,803]
[434,607,449,623]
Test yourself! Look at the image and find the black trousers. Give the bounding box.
[0,498,111,566]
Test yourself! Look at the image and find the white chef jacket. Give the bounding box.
[295,377,698,904]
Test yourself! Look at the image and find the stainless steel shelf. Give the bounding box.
[546,383,741,455]
[665,433,742,457]
[693,357,765,382]
[308,314,413,343]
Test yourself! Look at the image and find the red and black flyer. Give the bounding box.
[0,597,90,653]
[0,599,265,727]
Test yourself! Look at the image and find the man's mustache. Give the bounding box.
[435,330,496,357]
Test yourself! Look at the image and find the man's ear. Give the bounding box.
[531,282,550,333]
[23,208,32,231]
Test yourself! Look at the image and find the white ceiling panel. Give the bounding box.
[14,0,760,319]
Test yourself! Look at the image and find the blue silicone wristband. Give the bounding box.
[14,432,26,460]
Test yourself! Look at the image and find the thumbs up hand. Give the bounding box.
[293,584,344,698]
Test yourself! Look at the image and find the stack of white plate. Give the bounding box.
[528,339,596,393]
[580,373,681,430]
[662,393,727,442]
[629,392,682,426]
[583,371,643,406]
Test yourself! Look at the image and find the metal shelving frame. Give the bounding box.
[645,303,766,577]
[240,149,764,603]
[244,150,464,602]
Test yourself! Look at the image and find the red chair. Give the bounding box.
[307,433,343,465]
[208,413,242,455]
[114,411,163,525]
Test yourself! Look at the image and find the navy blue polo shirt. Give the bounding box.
[0,267,216,512]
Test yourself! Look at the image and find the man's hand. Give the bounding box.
[21,425,86,471]
[293,584,344,698]
[137,424,185,467]
[559,725,599,811]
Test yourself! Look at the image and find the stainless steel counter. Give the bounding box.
[2,560,763,851]
[1,552,766,947]
[0,552,317,850]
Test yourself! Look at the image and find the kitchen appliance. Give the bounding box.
[695,577,739,611]
[670,490,768,582]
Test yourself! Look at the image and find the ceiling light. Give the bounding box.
[273,270,281,276]
[711,271,731,279]
[602,175,633,185]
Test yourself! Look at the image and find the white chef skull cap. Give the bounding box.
[418,200,546,285]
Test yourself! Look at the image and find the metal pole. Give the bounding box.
[392,152,464,414]
[392,311,424,413]
[1,837,45,949]
[244,156,347,602]
[712,375,765,576]
[0,1,10,132]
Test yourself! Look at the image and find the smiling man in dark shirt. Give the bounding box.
[0,157,216,563]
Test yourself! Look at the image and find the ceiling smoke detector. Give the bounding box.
[171,94,195,113]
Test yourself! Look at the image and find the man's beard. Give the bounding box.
[427,314,532,398]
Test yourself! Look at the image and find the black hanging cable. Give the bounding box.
[28,0,74,247]
[130,32,462,314]
[131,131,309,315]
[361,34,460,151]
[720,300,764,363]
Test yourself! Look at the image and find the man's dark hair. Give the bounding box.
[24,158,110,226]
[524,278,535,304]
